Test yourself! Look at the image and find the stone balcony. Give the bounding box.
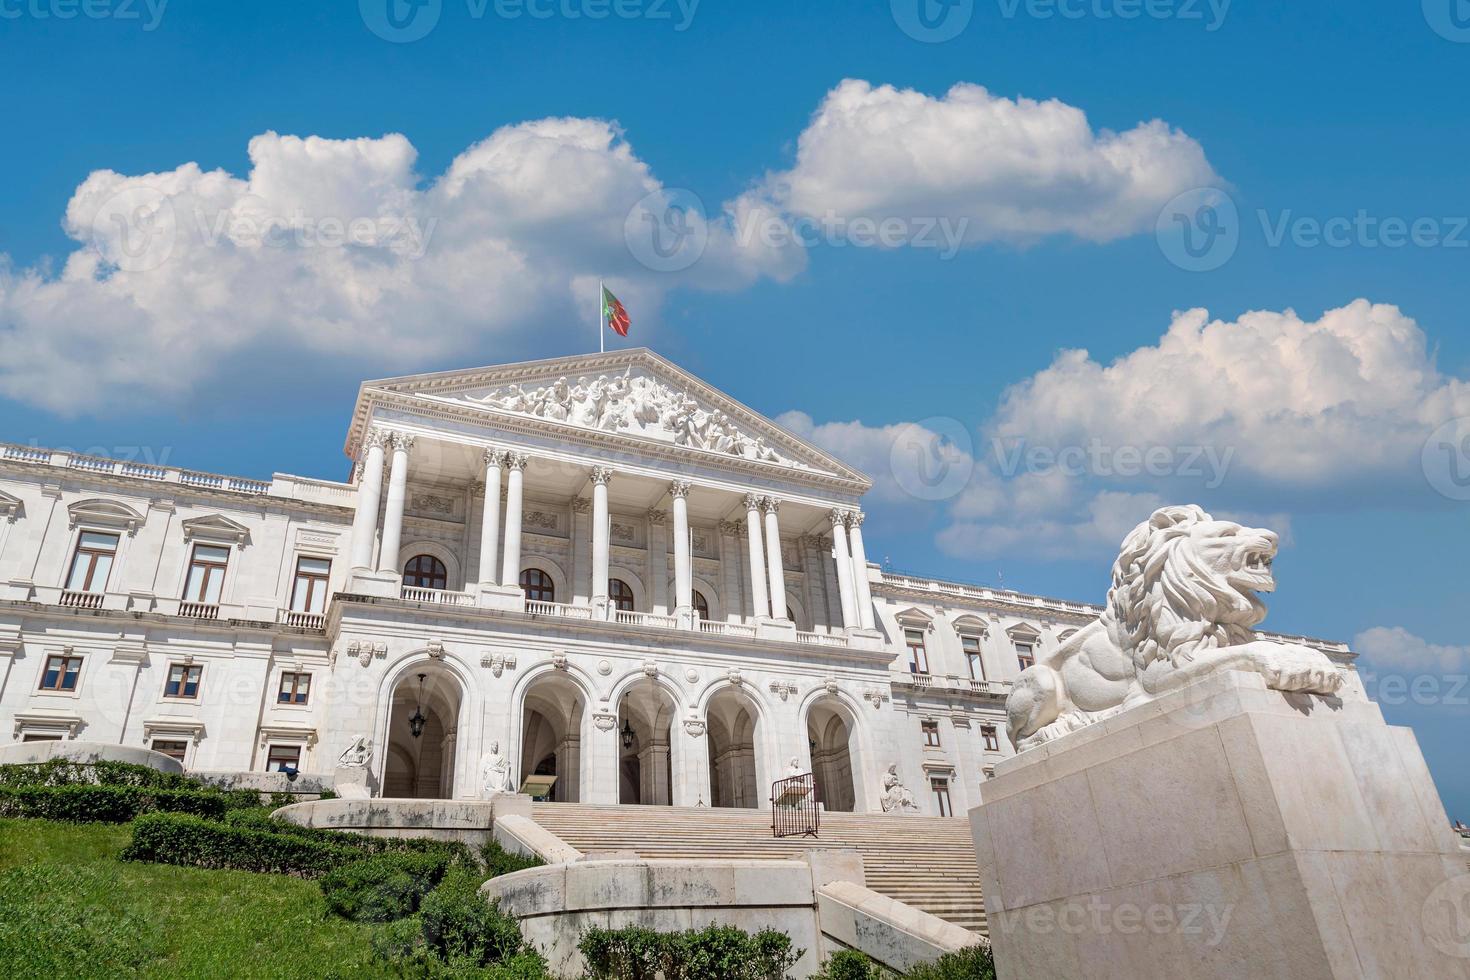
[891,670,1012,699]
[5,582,329,633]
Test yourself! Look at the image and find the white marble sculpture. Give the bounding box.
[879,764,919,814]
[480,741,511,796]
[786,757,803,779]
[337,735,372,768]
[1007,505,1346,751]
[468,369,802,467]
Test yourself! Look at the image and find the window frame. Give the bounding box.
[277,671,311,706]
[692,590,710,621]
[904,628,930,675]
[265,744,302,773]
[164,662,204,700]
[921,719,941,748]
[930,778,953,817]
[1015,641,1036,671]
[519,568,555,603]
[65,530,120,593]
[608,578,635,612]
[961,633,986,680]
[402,554,448,591]
[150,739,189,763]
[981,724,1000,752]
[289,556,332,614]
[38,654,83,693]
[181,542,231,605]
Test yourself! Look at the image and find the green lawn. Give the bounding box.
[0,818,387,979]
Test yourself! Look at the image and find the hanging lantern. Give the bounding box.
[620,717,634,750]
[408,673,428,739]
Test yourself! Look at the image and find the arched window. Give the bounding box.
[608,578,635,612]
[520,568,555,603]
[402,555,447,591]
[692,590,710,620]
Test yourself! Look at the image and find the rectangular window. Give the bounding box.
[164,663,203,700]
[931,778,953,817]
[65,531,119,593]
[151,739,188,762]
[982,725,1000,752]
[39,655,83,692]
[1016,641,1035,671]
[266,744,301,773]
[922,720,941,747]
[290,557,331,614]
[277,671,311,705]
[905,628,929,674]
[183,544,230,605]
[962,635,985,680]
[22,734,62,742]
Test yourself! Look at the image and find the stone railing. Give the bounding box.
[279,609,327,630]
[401,586,476,607]
[878,569,1101,617]
[178,601,221,620]
[614,609,678,629]
[0,442,277,497]
[526,599,594,620]
[698,619,758,638]
[58,589,105,610]
[796,630,849,648]
[892,672,1012,697]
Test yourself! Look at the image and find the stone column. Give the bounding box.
[830,509,857,629]
[848,511,875,630]
[591,466,613,618]
[762,497,787,621]
[477,449,505,586]
[500,453,528,588]
[743,493,769,619]
[584,713,619,805]
[646,509,669,615]
[348,429,387,571]
[376,432,414,575]
[718,522,744,624]
[671,481,693,623]
[677,721,712,807]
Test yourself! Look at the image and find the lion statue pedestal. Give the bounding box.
[970,506,1469,980]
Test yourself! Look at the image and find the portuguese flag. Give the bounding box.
[602,284,630,338]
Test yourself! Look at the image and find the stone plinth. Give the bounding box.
[333,764,378,799]
[970,670,1470,980]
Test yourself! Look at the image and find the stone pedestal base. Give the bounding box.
[334,764,379,800]
[347,569,401,599]
[970,670,1470,980]
[476,583,526,611]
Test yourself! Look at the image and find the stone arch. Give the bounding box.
[511,665,595,803]
[606,564,647,611]
[797,689,875,813]
[703,683,770,808]
[375,653,472,799]
[785,592,808,631]
[397,540,462,590]
[518,554,569,603]
[609,669,686,806]
[689,575,721,620]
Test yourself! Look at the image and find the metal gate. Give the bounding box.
[770,772,819,838]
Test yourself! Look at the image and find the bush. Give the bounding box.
[903,945,997,980]
[579,925,801,980]
[0,759,198,791]
[815,949,881,980]
[419,866,531,967]
[0,784,234,823]
[481,837,544,879]
[320,850,452,922]
[221,807,471,864]
[121,812,357,877]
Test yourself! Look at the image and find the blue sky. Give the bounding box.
[2,1,1467,818]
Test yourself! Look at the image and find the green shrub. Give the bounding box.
[0,784,233,823]
[320,850,452,922]
[221,807,471,864]
[579,925,801,980]
[481,837,544,879]
[815,949,881,980]
[903,945,996,980]
[121,812,357,877]
[0,758,198,791]
[419,866,531,967]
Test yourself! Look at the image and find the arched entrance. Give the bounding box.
[706,687,763,809]
[383,664,463,799]
[807,699,859,813]
[519,672,585,802]
[618,679,676,805]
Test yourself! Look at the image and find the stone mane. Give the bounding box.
[462,368,807,468]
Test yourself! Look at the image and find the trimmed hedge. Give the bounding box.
[579,925,801,980]
[121,812,358,877]
[223,808,472,863]
[0,784,234,823]
[481,837,544,879]
[420,866,533,966]
[320,850,453,922]
[0,759,198,790]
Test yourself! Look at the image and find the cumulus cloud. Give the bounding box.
[0,121,800,414]
[1354,627,1470,674]
[742,79,1220,247]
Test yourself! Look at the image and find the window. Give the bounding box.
[931,778,953,817]
[165,663,203,700]
[1016,641,1035,671]
[982,725,1000,751]
[519,568,555,603]
[22,734,62,742]
[921,720,941,747]
[962,634,985,680]
[266,744,301,773]
[608,578,635,612]
[278,671,311,705]
[65,531,119,593]
[151,739,188,762]
[983,766,996,781]
[182,544,230,604]
[692,590,710,620]
[290,557,331,614]
[403,554,448,591]
[39,654,83,692]
[905,628,930,674]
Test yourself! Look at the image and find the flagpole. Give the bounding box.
[598,279,605,354]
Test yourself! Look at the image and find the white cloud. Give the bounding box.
[0,121,799,414]
[1354,627,1470,674]
[744,79,1220,247]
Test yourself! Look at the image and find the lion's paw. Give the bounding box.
[1258,644,1345,696]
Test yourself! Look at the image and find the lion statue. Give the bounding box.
[1006,505,1345,751]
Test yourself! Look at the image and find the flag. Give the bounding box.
[602,285,630,338]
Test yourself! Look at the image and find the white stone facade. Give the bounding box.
[0,349,1357,816]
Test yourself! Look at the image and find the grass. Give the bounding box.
[0,818,388,979]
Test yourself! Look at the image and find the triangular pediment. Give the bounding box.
[351,349,870,487]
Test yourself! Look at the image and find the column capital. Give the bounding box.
[830,507,849,528]
[388,431,416,453]
[483,447,506,467]
[571,497,591,515]
[505,452,529,471]
[718,520,744,537]
[669,480,692,499]
[647,508,669,526]
[469,480,485,495]
[590,465,614,486]
[760,496,780,515]
[743,492,763,512]
[364,427,390,452]
[849,510,865,528]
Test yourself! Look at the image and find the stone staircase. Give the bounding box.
[530,802,988,935]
